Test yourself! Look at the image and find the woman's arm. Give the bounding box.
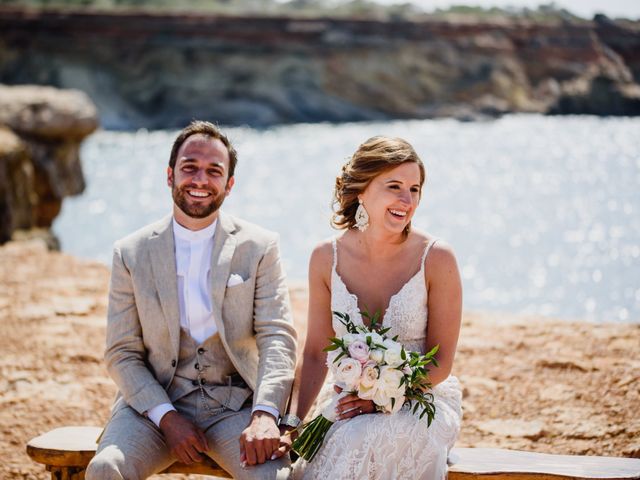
[424,241,463,386]
[287,242,335,423]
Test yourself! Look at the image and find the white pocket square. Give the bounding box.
[226,273,244,287]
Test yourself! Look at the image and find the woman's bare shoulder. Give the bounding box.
[309,237,336,274]
[409,229,457,270]
[425,238,459,277]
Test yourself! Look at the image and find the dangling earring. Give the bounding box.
[354,199,369,232]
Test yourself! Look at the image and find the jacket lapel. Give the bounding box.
[210,212,237,333]
[148,215,181,356]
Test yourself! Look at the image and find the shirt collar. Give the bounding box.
[172,217,217,243]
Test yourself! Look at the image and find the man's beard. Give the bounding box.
[172,183,226,219]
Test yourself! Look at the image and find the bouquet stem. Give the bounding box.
[291,414,334,462]
[292,392,343,462]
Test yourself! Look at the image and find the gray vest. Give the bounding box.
[168,327,252,412]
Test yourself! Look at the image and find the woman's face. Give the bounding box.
[359,162,422,234]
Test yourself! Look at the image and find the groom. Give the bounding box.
[86,121,297,479]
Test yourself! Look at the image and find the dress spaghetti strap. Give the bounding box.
[331,237,338,271]
[420,238,439,273]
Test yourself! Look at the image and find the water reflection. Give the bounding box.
[54,115,640,322]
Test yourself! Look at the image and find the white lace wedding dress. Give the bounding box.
[292,238,462,480]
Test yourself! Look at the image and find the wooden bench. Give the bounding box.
[27,426,640,480]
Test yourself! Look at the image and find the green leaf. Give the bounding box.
[426,344,440,357]
[334,351,347,363]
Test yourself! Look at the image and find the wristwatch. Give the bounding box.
[279,414,301,429]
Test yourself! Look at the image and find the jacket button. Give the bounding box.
[171,360,176,367]
[199,378,206,385]
[197,348,205,355]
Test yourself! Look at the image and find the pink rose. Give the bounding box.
[334,358,362,389]
[348,340,370,364]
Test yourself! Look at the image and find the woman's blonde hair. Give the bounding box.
[332,136,426,235]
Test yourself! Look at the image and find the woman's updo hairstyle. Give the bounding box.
[332,136,426,234]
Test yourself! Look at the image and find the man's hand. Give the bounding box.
[159,410,209,464]
[239,411,280,466]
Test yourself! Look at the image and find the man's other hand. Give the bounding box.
[159,411,209,464]
[239,411,280,466]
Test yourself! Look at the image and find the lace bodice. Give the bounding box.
[331,237,437,354]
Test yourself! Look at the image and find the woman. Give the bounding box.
[286,136,463,480]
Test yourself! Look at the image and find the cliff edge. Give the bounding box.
[1,8,639,128]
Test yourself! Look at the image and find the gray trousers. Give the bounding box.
[86,392,290,480]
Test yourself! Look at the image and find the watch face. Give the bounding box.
[281,415,300,428]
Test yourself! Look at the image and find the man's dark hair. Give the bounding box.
[169,120,238,178]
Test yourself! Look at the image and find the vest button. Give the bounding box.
[191,380,198,386]
[171,360,176,367]
[194,363,200,370]
[197,348,205,355]
[199,378,206,385]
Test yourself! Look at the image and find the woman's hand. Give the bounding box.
[270,426,298,460]
[334,385,376,420]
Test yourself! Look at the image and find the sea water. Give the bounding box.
[53,114,640,322]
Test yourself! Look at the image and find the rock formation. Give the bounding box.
[0,8,639,128]
[0,84,98,244]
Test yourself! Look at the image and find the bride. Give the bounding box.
[283,136,463,479]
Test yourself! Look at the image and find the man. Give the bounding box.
[86,121,298,479]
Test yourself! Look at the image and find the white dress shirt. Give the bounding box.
[146,217,279,427]
[174,218,218,343]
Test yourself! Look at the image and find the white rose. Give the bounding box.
[378,366,404,395]
[373,386,390,408]
[334,358,362,389]
[373,367,406,413]
[342,333,361,347]
[368,347,384,364]
[366,331,384,346]
[389,392,406,414]
[358,383,377,401]
[359,363,379,389]
[383,342,404,367]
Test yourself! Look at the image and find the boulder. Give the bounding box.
[0,85,98,139]
[0,85,98,244]
[550,75,640,115]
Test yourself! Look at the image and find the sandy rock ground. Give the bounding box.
[1,240,638,479]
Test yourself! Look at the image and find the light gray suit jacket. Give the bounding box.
[105,212,297,417]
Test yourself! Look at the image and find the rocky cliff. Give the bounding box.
[0,85,98,244]
[1,8,639,128]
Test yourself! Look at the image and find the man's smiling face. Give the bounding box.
[167,133,234,221]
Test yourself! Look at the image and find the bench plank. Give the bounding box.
[26,426,101,467]
[448,447,640,480]
[26,426,232,477]
[27,427,640,480]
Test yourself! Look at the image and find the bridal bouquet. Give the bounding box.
[292,311,439,462]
